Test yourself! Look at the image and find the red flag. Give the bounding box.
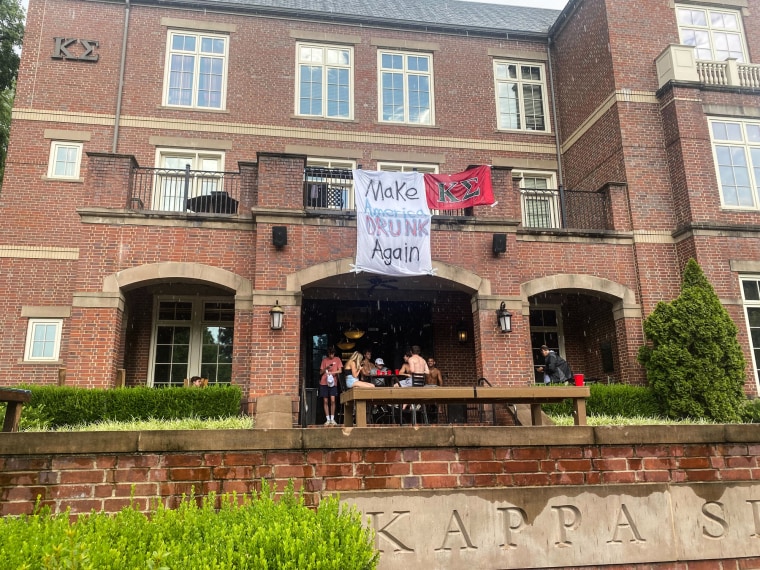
[424,165,494,210]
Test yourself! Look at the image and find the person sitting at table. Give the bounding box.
[345,351,376,389]
[360,348,375,377]
[425,357,443,386]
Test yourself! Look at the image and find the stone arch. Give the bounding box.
[286,257,491,295]
[521,273,640,318]
[103,262,252,296]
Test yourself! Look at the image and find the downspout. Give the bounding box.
[547,36,563,188]
[112,0,131,154]
[547,36,566,227]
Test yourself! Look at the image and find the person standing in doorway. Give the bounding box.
[319,346,342,425]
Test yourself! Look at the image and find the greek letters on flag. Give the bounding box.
[423,165,494,210]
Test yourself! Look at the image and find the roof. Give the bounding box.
[197,0,561,35]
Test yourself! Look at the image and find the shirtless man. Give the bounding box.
[425,357,443,386]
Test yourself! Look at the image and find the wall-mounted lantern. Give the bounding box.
[269,300,284,330]
[457,320,468,344]
[496,301,512,333]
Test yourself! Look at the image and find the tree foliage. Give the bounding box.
[0,0,24,91]
[638,259,746,422]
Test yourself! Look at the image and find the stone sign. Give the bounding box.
[341,482,760,569]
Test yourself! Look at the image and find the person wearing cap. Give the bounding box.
[374,357,388,373]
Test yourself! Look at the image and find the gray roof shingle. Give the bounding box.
[200,0,560,35]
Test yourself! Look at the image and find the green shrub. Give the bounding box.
[741,398,760,423]
[0,482,378,570]
[542,383,662,418]
[20,385,242,428]
[638,259,746,422]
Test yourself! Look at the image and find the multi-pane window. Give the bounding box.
[164,31,228,109]
[741,278,760,390]
[517,171,559,228]
[710,119,760,209]
[24,319,62,361]
[304,158,355,210]
[153,150,223,211]
[494,61,548,132]
[676,6,747,62]
[378,51,434,125]
[47,142,83,179]
[297,44,353,119]
[151,298,234,387]
[378,162,449,214]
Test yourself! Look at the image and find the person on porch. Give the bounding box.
[319,346,343,426]
[537,345,573,384]
[345,352,376,389]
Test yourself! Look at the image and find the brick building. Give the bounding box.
[2,0,759,417]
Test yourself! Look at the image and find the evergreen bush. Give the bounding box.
[637,259,746,422]
[19,385,242,428]
[0,482,379,570]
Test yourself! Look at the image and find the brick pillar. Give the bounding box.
[238,161,258,210]
[603,182,632,231]
[65,299,124,388]
[256,153,306,209]
[474,298,533,387]
[613,312,646,385]
[85,153,138,209]
[247,295,301,416]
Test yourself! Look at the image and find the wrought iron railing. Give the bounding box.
[130,166,241,214]
[303,167,467,216]
[520,187,610,230]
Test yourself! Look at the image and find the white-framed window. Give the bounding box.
[24,318,62,362]
[709,118,760,209]
[296,43,353,120]
[740,277,760,391]
[149,297,234,387]
[378,50,434,125]
[153,149,224,211]
[676,5,748,62]
[494,61,549,132]
[304,158,356,210]
[47,141,83,179]
[516,170,560,228]
[163,30,228,109]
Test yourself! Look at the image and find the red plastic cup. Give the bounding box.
[574,374,584,386]
[395,369,400,375]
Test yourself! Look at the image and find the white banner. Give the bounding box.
[353,169,433,276]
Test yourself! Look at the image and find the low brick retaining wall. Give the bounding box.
[2,425,760,569]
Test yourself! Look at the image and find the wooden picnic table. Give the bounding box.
[0,387,32,432]
[340,385,590,427]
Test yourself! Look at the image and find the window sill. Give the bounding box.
[291,115,357,123]
[495,128,553,136]
[156,105,230,114]
[18,359,64,365]
[41,176,84,183]
[373,121,440,129]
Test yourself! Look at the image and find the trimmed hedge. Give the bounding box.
[15,385,242,428]
[542,383,662,418]
[0,483,379,570]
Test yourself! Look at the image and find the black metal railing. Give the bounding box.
[520,187,610,231]
[130,166,241,214]
[303,167,467,216]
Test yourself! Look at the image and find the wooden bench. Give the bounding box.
[340,386,590,427]
[0,388,32,432]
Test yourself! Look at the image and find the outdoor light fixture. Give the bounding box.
[343,326,365,340]
[457,320,468,344]
[496,301,512,333]
[269,300,284,330]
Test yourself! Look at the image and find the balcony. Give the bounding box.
[521,187,611,231]
[303,166,467,216]
[130,166,241,214]
[656,44,760,89]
